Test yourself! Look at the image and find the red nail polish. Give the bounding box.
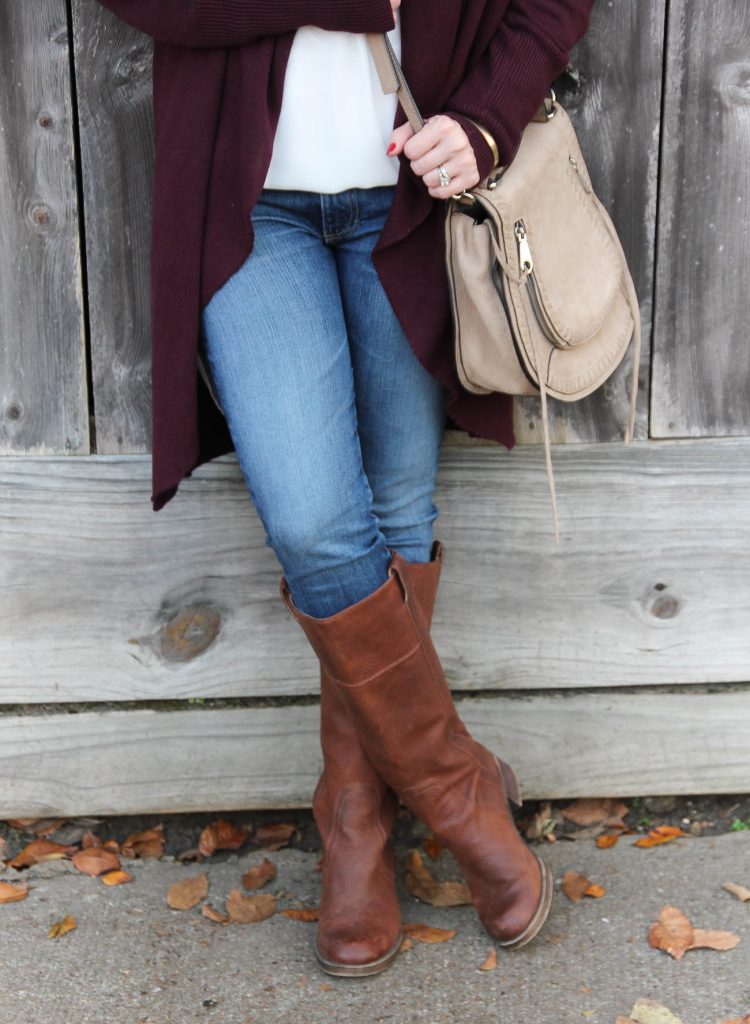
[386,143,396,155]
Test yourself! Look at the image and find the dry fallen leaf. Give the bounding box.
[0,880,29,904]
[718,1016,750,1023]
[404,849,471,907]
[281,906,320,922]
[561,870,606,901]
[478,947,497,971]
[560,798,629,827]
[254,822,297,851]
[635,826,687,848]
[621,997,685,1024]
[596,832,622,849]
[81,831,102,849]
[226,889,277,924]
[723,881,750,902]
[198,819,249,858]
[48,914,77,938]
[402,922,456,944]
[101,869,133,886]
[202,904,230,923]
[166,873,209,910]
[121,824,165,860]
[647,905,740,960]
[72,847,121,877]
[241,857,277,891]
[5,838,77,869]
[8,817,66,836]
[421,834,444,860]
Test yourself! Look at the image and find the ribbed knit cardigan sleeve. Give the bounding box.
[442,0,596,180]
[94,0,395,47]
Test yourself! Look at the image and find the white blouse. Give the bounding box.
[263,13,402,192]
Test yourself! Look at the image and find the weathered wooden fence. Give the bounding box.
[1,1,748,815]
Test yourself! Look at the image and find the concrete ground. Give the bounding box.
[1,819,748,1024]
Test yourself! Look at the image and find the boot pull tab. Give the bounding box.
[386,549,412,605]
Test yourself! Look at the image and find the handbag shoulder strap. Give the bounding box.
[366,31,551,133]
[366,32,424,132]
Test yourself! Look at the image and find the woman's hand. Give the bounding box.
[385,114,480,198]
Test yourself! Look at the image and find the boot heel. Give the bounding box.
[495,755,523,808]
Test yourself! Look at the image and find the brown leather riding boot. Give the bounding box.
[280,546,551,949]
[304,541,444,976]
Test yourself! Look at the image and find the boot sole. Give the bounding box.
[494,852,553,949]
[493,755,554,949]
[315,930,405,977]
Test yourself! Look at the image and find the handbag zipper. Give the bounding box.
[514,219,574,349]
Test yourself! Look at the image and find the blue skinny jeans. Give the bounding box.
[198,185,448,618]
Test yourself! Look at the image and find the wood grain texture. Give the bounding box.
[70,0,154,453]
[0,0,88,455]
[652,0,750,436]
[514,0,665,446]
[1,438,748,703]
[1,686,748,815]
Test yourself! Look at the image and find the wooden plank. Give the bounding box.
[514,1,665,445]
[0,0,88,455]
[1,437,749,702]
[69,0,154,454]
[0,686,748,815]
[652,0,750,437]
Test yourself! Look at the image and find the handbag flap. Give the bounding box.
[487,108,624,347]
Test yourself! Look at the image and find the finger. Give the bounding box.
[403,114,461,168]
[385,121,415,156]
[424,158,479,200]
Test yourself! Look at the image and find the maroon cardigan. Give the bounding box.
[96,0,595,511]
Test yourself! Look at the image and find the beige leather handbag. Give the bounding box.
[368,33,641,542]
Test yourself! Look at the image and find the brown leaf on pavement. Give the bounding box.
[101,869,133,886]
[226,889,277,924]
[648,905,740,959]
[524,800,557,841]
[596,832,622,848]
[7,817,66,836]
[689,927,741,954]
[5,838,77,869]
[421,834,444,860]
[404,849,471,907]
[723,881,750,902]
[719,1016,750,1023]
[254,822,297,851]
[81,831,102,848]
[166,873,209,910]
[402,922,456,943]
[561,870,606,901]
[71,847,121,877]
[122,824,165,860]
[635,826,687,848]
[560,798,629,827]
[478,947,497,971]
[198,819,249,858]
[47,914,77,938]
[0,880,29,904]
[281,906,320,921]
[202,904,231,923]
[241,857,277,891]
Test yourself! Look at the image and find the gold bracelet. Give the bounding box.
[465,116,500,171]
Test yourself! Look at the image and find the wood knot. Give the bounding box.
[159,604,221,662]
[643,582,680,620]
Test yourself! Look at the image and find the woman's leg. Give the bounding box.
[332,185,448,562]
[199,188,391,618]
